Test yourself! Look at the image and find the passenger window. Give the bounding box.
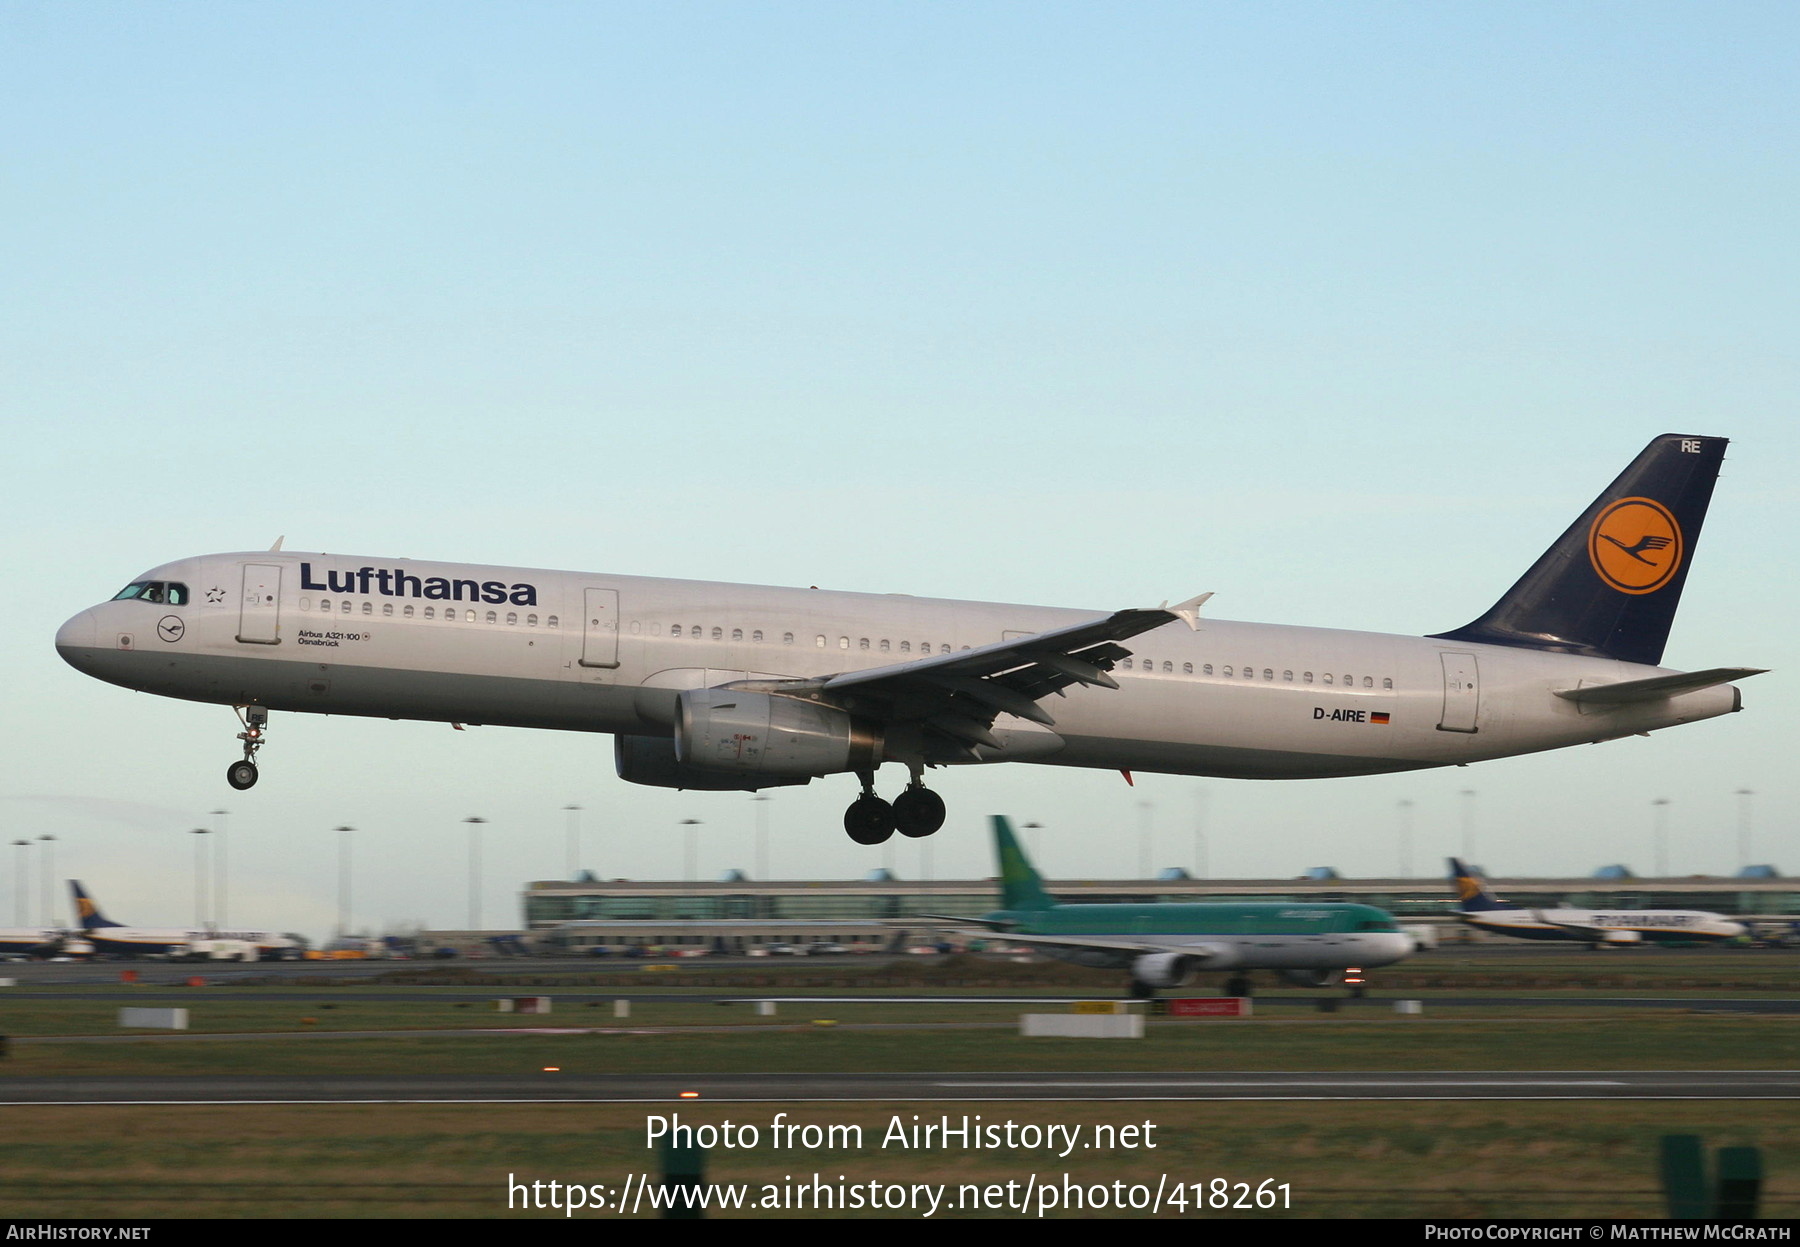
[464,610,475,622]
[880,639,890,652]
[900,642,911,653]
[1304,672,1313,684]
[1222,666,1232,677]
[692,626,703,638]
[319,598,331,612]
[506,613,517,625]
[712,627,722,640]
[1121,658,1133,670]
[816,635,826,648]
[1343,675,1352,687]
[363,602,373,615]
[547,616,558,627]
[1203,664,1213,676]
[839,637,849,650]
[300,598,312,611]
[530,614,539,626]
[1263,668,1273,680]
[1323,674,1333,685]
[423,606,434,620]
[1162,661,1172,673]
[1283,670,1292,682]
[731,628,742,641]
[1363,676,1373,688]
[341,601,351,614]
[1183,662,1192,674]
[1243,667,1254,680]
[383,603,394,616]
[859,638,869,650]
[753,630,763,642]
[1383,677,1393,690]
[404,605,415,618]
[943,645,952,654]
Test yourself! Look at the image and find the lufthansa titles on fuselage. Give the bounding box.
[299,562,537,607]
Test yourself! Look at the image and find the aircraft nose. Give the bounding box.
[55,609,97,664]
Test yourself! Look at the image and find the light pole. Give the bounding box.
[1735,788,1755,871]
[37,835,56,927]
[751,795,771,880]
[1459,789,1477,866]
[1651,799,1671,877]
[563,804,582,879]
[463,817,486,930]
[11,841,29,927]
[680,819,703,883]
[1396,799,1414,878]
[335,826,355,937]
[211,808,230,926]
[1192,788,1210,879]
[190,828,211,927]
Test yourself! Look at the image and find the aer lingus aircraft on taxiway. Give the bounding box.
[936,816,1415,998]
[56,435,1762,845]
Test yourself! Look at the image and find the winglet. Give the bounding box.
[269,536,285,552]
[1159,592,1213,632]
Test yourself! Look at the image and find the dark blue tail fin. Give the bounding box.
[1448,858,1513,913]
[1432,435,1727,666]
[70,881,123,930]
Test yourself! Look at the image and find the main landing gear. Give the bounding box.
[841,768,947,845]
[226,706,268,791]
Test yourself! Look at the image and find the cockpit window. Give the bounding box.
[111,581,188,606]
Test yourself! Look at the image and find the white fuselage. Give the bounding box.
[1461,907,1746,945]
[56,551,1744,783]
[82,925,298,958]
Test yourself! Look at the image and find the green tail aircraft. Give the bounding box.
[939,816,1415,997]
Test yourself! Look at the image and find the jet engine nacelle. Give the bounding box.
[1598,929,1643,945]
[674,689,884,777]
[1129,951,1203,988]
[614,735,812,792]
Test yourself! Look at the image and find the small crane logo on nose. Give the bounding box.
[157,616,185,642]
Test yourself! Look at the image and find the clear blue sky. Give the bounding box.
[3,3,1794,939]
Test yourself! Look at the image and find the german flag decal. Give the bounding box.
[1371,712,1391,725]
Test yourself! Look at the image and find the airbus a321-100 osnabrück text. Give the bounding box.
[56,435,1764,844]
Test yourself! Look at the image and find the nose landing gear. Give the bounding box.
[226,706,268,790]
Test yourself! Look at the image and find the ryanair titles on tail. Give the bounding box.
[300,563,538,606]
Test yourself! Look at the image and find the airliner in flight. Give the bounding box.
[69,882,304,960]
[56,435,1762,845]
[1448,859,1747,946]
[940,817,1413,997]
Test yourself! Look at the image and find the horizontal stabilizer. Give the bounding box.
[1553,667,1767,707]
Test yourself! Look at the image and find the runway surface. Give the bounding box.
[2,1069,1796,1103]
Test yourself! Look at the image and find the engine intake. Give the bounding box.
[1129,951,1201,989]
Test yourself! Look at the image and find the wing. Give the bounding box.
[940,928,1226,960]
[734,593,1212,762]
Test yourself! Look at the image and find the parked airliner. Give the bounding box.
[70,882,304,960]
[941,816,1413,997]
[1449,859,1747,946]
[55,435,1762,844]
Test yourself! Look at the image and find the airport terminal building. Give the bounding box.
[515,869,1798,955]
